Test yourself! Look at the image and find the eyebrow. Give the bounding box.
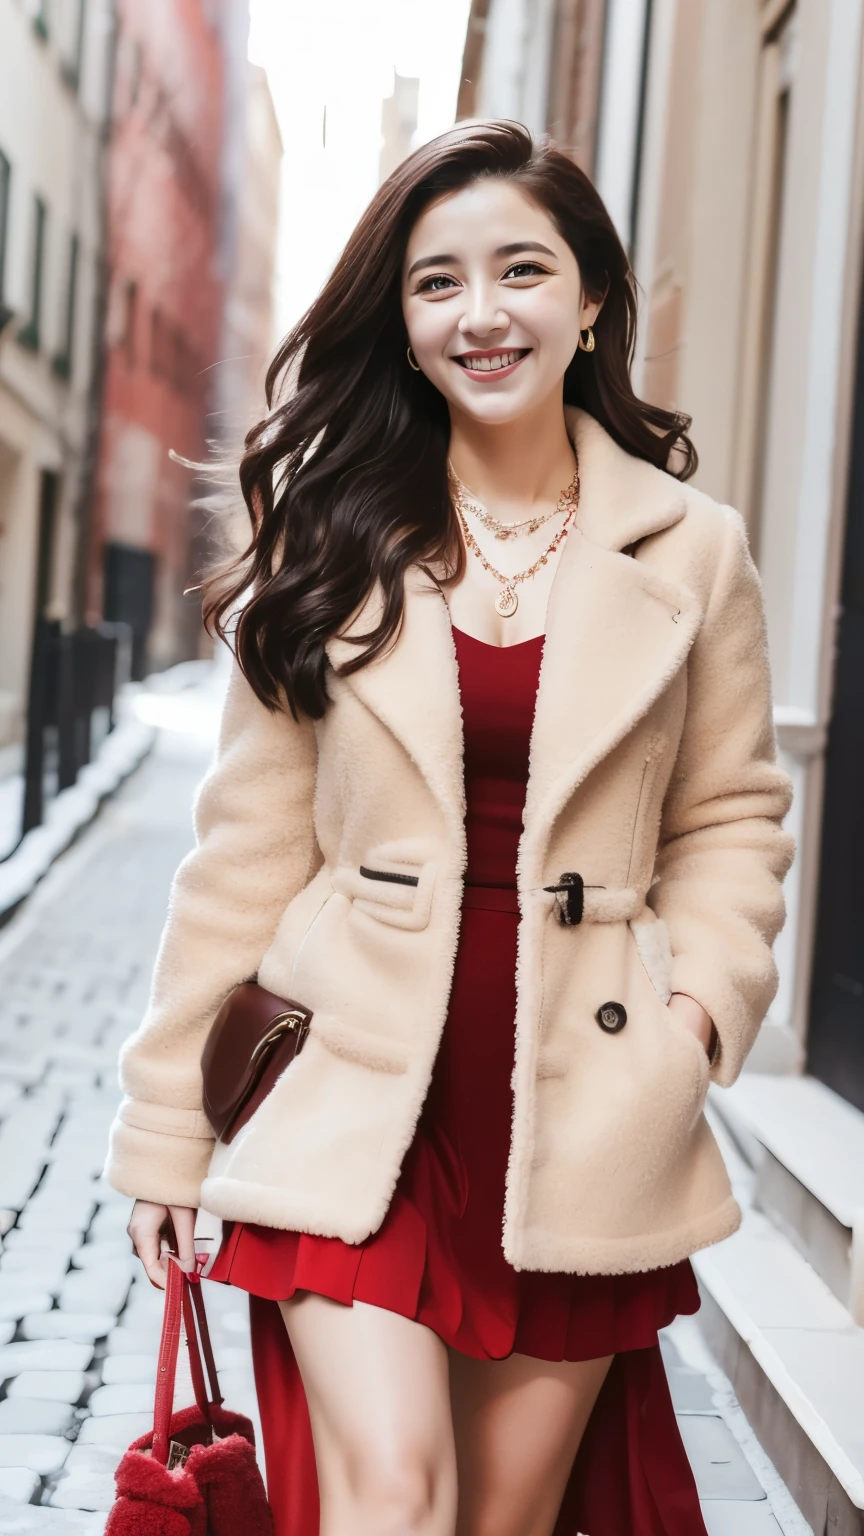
[406,241,557,280]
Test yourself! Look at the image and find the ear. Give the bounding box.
[581,274,610,331]
[580,291,606,330]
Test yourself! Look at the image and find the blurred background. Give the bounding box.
[1,1,864,1530]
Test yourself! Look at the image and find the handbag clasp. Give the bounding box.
[248,1010,310,1067]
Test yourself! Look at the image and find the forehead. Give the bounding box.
[403,179,564,266]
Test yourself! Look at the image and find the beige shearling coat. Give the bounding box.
[105,409,794,1275]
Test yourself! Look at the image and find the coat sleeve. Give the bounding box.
[104,658,319,1207]
[647,508,795,1086]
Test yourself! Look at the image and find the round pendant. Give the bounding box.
[495,587,518,617]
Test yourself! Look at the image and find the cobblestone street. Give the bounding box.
[0,674,810,1533]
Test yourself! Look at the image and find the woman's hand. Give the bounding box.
[667,992,716,1060]
[127,1200,197,1289]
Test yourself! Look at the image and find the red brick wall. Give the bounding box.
[92,0,226,670]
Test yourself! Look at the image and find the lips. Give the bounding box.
[453,348,530,377]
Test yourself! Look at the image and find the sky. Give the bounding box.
[248,0,472,337]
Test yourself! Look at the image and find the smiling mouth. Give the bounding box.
[454,348,531,375]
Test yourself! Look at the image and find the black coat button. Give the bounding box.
[596,1001,627,1033]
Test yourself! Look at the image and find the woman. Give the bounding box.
[107,121,794,1536]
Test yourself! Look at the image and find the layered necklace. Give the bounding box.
[448,458,580,618]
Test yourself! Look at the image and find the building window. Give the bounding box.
[129,38,143,108]
[0,152,11,333]
[119,279,138,365]
[53,232,79,381]
[18,195,47,352]
[33,0,50,41]
[62,0,87,90]
[172,328,188,394]
[148,309,200,394]
[150,306,164,375]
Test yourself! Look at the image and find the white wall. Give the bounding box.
[754,0,864,1059]
[0,0,110,360]
[618,0,864,1068]
[0,0,113,748]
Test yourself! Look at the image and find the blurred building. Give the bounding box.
[90,1,230,678]
[459,0,610,169]
[89,0,280,680]
[214,61,282,457]
[0,0,113,764]
[462,1,864,1524]
[380,72,420,185]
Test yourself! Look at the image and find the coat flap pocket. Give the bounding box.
[332,844,438,931]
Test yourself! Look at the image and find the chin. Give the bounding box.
[453,393,537,426]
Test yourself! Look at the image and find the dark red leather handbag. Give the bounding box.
[200,982,312,1144]
[106,1256,273,1535]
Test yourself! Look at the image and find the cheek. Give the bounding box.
[518,291,581,361]
[404,300,450,357]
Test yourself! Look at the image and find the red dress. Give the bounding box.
[210,627,708,1536]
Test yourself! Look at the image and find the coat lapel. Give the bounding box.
[325,567,466,839]
[522,410,701,861]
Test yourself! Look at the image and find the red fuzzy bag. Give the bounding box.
[105,1255,273,1536]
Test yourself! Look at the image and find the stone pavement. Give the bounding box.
[0,670,812,1532]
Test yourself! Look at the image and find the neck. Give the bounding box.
[447,391,576,516]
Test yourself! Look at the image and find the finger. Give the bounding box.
[129,1222,168,1290]
[169,1206,197,1271]
[144,1257,168,1290]
[159,1212,177,1252]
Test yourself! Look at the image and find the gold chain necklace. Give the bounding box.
[447,465,564,540]
[451,460,580,618]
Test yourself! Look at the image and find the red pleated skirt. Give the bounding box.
[210,892,707,1535]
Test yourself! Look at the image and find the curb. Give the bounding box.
[0,713,156,922]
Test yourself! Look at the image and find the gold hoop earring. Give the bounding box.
[578,327,596,353]
[406,346,421,372]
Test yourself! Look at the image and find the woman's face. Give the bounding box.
[401,178,600,426]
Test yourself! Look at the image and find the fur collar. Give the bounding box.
[564,406,688,551]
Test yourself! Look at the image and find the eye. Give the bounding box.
[503,261,549,280]
[416,273,459,294]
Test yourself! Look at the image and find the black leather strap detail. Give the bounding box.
[543,871,585,925]
[359,865,420,888]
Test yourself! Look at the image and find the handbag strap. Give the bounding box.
[186,1273,224,1408]
[152,1257,185,1465]
[181,1283,211,1420]
[152,1258,219,1464]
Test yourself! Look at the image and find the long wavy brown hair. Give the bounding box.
[203,119,696,720]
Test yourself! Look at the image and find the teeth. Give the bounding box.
[461,350,523,372]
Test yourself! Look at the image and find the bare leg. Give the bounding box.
[280,1294,458,1536]
[449,1350,613,1536]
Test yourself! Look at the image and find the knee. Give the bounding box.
[346,1453,449,1534]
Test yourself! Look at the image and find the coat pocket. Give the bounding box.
[629,912,673,1003]
[626,921,710,1104]
[331,845,438,932]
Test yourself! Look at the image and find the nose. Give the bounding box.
[457,281,509,343]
